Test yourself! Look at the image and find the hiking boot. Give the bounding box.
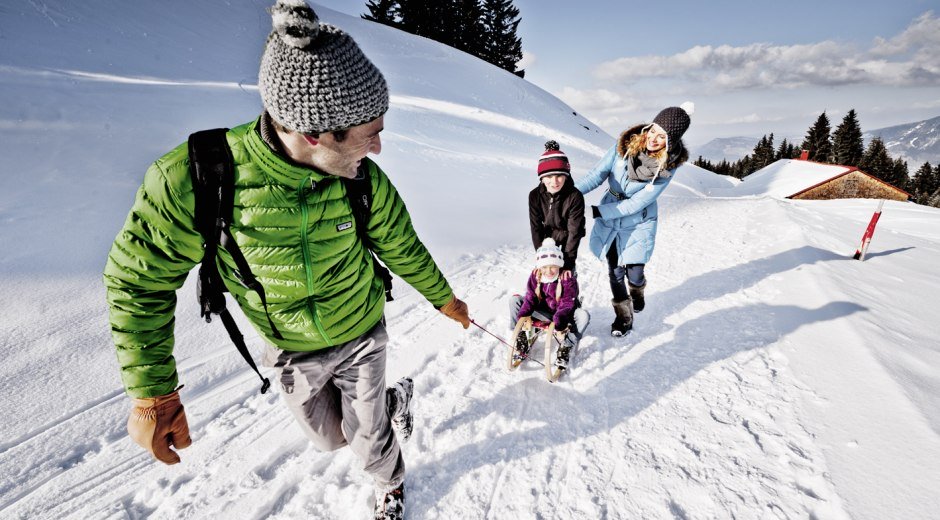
[611,299,633,337]
[373,482,405,520]
[387,377,413,443]
[554,339,573,370]
[513,330,531,361]
[629,283,646,313]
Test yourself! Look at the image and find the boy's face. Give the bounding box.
[541,174,566,194]
[540,265,560,278]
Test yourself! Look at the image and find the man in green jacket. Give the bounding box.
[103,1,470,518]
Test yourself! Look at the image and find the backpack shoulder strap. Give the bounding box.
[188,128,272,394]
[189,128,231,245]
[342,163,395,301]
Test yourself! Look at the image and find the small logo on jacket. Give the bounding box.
[337,221,353,231]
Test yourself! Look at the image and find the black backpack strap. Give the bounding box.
[188,128,273,394]
[342,164,394,302]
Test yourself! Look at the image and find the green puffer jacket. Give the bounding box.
[104,118,454,398]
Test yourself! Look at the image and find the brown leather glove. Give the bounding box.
[439,296,470,329]
[127,389,192,465]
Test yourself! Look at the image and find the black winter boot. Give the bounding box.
[554,335,575,370]
[629,283,646,313]
[611,299,633,337]
[513,329,531,361]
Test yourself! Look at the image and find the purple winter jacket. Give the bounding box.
[517,272,579,330]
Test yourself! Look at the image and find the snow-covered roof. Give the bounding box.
[733,159,853,198]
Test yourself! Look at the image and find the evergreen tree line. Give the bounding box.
[693,109,940,207]
[362,0,523,74]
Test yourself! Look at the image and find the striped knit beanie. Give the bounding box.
[258,0,389,134]
[538,140,571,178]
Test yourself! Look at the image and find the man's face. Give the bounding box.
[541,174,566,194]
[309,116,384,178]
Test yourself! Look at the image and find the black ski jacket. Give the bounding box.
[528,180,586,271]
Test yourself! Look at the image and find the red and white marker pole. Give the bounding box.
[852,199,884,261]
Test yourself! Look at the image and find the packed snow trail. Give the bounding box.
[2,193,886,519]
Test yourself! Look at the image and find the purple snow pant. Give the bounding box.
[262,320,403,490]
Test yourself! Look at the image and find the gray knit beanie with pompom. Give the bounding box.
[258,0,389,134]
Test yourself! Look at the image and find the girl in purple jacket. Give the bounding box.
[508,238,591,369]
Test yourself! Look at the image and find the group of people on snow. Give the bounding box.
[509,106,692,367]
[102,1,692,518]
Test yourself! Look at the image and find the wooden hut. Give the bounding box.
[788,166,911,201]
[734,151,912,201]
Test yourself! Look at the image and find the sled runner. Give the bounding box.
[509,317,568,382]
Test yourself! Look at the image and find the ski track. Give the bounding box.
[0,195,859,519]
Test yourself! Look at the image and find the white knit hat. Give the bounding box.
[535,238,564,268]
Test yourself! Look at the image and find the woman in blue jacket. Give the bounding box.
[576,103,693,336]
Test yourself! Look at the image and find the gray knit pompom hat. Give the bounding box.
[259,0,389,134]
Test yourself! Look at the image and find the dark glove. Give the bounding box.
[127,389,192,465]
[591,205,601,219]
[439,295,470,329]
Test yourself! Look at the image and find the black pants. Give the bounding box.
[606,244,646,302]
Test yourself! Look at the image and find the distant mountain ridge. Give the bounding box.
[865,115,940,167]
[694,114,940,168]
[690,137,757,163]
[691,135,801,163]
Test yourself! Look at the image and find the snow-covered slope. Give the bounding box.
[2,2,939,519]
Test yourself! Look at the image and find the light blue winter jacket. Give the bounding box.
[576,125,687,265]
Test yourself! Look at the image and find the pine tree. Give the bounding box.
[362,0,401,25]
[757,133,775,169]
[832,109,864,167]
[716,159,731,176]
[800,112,832,163]
[453,0,486,54]
[929,164,940,207]
[912,162,935,204]
[362,0,522,73]
[732,155,753,179]
[397,0,456,46]
[481,0,523,73]
[859,138,893,183]
[694,156,714,171]
[889,157,910,192]
[775,138,791,160]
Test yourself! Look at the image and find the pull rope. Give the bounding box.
[470,318,547,367]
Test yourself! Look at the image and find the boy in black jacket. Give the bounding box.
[528,141,586,278]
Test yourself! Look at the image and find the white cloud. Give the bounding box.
[592,12,940,91]
[723,113,785,124]
[517,50,536,71]
[554,87,653,131]
[871,11,940,56]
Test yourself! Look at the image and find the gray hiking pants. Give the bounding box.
[262,321,403,489]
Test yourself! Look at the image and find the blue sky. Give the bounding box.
[315,1,940,145]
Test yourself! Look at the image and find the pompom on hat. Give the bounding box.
[258,0,389,134]
[537,140,571,178]
[651,101,694,150]
[535,238,565,268]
